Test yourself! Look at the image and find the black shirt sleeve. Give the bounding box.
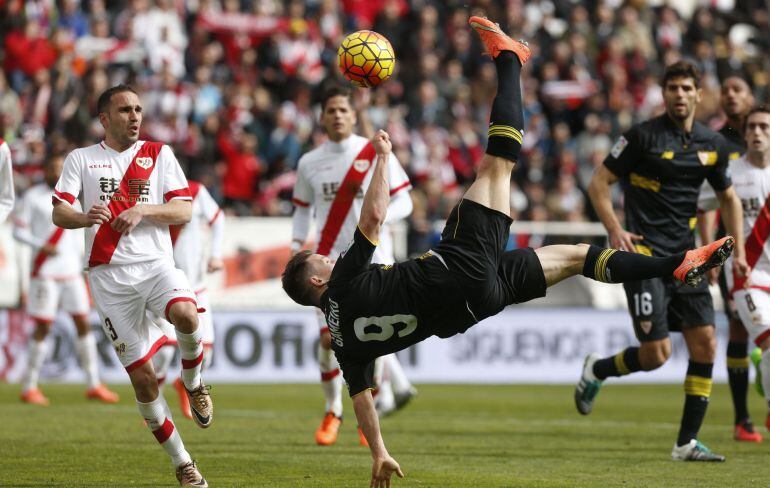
[338,353,376,397]
[329,226,377,283]
[706,137,733,192]
[604,126,642,177]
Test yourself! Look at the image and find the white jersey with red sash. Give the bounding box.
[14,183,84,278]
[169,180,223,290]
[292,134,411,262]
[723,156,770,292]
[53,140,192,267]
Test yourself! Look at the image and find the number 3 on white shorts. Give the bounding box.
[353,314,418,342]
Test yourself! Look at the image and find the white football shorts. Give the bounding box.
[27,275,90,322]
[733,288,770,345]
[88,259,198,371]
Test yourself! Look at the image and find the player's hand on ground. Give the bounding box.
[608,228,643,253]
[41,243,58,256]
[112,206,143,234]
[372,130,392,156]
[370,455,404,488]
[207,257,224,273]
[86,204,111,226]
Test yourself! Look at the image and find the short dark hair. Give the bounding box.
[282,251,316,306]
[661,60,701,88]
[746,105,770,120]
[320,85,352,111]
[97,84,138,115]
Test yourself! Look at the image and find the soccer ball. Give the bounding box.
[337,30,396,88]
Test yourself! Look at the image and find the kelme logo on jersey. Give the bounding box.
[353,159,370,173]
[135,157,154,169]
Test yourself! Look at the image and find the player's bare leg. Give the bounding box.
[129,360,208,487]
[72,313,119,403]
[316,329,343,445]
[20,319,52,406]
[169,300,212,429]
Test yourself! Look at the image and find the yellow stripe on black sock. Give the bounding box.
[594,249,617,283]
[488,125,523,144]
[684,375,713,397]
[614,351,630,376]
[727,357,750,369]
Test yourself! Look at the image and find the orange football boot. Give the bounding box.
[174,378,193,420]
[734,420,762,443]
[21,388,50,406]
[86,384,120,404]
[673,236,734,285]
[469,16,531,64]
[315,412,342,446]
[357,427,369,447]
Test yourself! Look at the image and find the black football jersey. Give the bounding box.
[320,228,473,396]
[604,114,733,256]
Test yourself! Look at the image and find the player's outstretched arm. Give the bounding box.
[588,165,642,252]
[352,389,404,487]
[53,201,110,229]
[716,186,748,277]
[359,130,392,244]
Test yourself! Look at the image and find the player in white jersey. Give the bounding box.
[0,138,14,222]
[152,180,224,419]
[292,86,416,447]
[51,85,210,487]
[701,106,770,432]
[15,155,119,406]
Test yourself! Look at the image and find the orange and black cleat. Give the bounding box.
[174,378,193,420]
[469,16,531,64]
[734,420,762,443]
[673,236,734,286]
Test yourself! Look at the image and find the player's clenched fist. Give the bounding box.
[372,130,392,156]
[86,204,111,226]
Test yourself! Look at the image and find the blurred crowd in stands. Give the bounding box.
[1,0,769,254]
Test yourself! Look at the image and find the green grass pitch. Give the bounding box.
[2,383,770,487]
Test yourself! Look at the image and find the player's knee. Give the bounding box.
[728,318,749,342]
[689,329,717,362]
[320,331,332,350]
[168,301,198,333]
[33,321,52,340]
[639,341,670,370]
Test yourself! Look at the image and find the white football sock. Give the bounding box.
[318,342,343,417]
[75,333,100,389]
[373,356,395,413]
[384,353,413,394]
[176,329,203,390]
[152,344,176,387]
[137,394,191,467]
[23,339,48,392]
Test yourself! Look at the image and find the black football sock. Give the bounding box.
[677,361,713,446]
[726,340,750,425]
[592,347,643,381]
[582,245,687,283]
[486,51,523,163]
